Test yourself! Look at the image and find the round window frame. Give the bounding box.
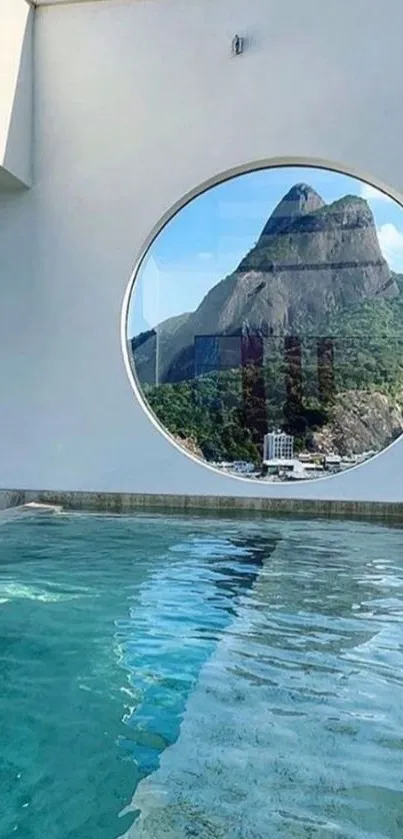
[121,155,403,485]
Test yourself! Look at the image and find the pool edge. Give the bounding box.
[2,489,403,522]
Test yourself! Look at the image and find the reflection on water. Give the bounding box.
[124,521,403,839]
[0,513,403,839]
[115,532,280,780]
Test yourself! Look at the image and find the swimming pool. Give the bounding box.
[0,510,403,838]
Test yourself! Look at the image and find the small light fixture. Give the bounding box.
[232,34,244,56]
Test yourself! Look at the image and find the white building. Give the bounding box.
[264,432,294,462]
[325,455,342,469]
[0,0,402,505]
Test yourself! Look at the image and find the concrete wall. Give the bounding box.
[1,0,403,500]
[0,0,32,187]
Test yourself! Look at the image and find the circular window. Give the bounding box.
[126,164,403,482]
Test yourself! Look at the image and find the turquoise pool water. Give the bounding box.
[0,511,403,838]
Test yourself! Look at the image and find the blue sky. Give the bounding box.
[127,166,403,337]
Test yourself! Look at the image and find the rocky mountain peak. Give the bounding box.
[132,182,399,385]
[261,182,325,237]
[324,194,374,227]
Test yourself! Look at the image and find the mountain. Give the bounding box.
[131,183,399,385]
[129,183,403,463]
[131,312,190,384]
[311,390,403,456]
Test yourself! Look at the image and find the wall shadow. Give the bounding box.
[1,2,33,190]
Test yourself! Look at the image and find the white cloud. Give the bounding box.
[378,223,403,272]
[360,183,391,202]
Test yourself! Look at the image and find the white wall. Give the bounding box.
[1,0,403,499]
[0,0,32,187]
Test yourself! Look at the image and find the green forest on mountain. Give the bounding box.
[140,275,403,464]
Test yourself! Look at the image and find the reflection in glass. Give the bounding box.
[127,167,403,480]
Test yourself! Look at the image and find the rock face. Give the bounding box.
[131,313,190,385]
[312,390,403,456]
[131,184,398,385]
[172,434,204,459]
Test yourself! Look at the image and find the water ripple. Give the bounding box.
[1,514,403,839]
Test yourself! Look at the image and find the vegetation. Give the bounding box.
[140,280,403,464]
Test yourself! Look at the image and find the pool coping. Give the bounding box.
[1,489,403,522]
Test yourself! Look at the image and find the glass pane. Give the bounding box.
[127,166,403,481]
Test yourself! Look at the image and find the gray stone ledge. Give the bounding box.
[1,489,403,522]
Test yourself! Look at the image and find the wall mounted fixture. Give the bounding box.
[232,35,244,56]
